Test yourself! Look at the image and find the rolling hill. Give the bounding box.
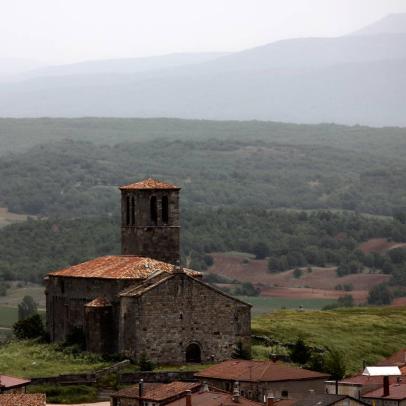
[0,15,405,125]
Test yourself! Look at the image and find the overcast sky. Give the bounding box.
[1,0,406,65]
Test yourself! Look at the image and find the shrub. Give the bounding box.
[28,384,97,404]
[290,337,311,365]
[368,284,393,305]
[138,352,155,371]
[13,314,45,340]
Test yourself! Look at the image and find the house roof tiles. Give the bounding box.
[0,375,30,389]
[165,389,263,406]
[0,393,46,406]
[112,381,200,401]
[362,383,406,400]
[195,360,329,382]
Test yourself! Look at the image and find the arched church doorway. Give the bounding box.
[186,343,201,363]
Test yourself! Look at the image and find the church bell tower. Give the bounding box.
[119,178,180,264]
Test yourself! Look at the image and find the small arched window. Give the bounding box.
[162,196,169,224]
[150,196,158,225]
[126,195,131,226]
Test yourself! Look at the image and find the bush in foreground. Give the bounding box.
[28,384,97,404]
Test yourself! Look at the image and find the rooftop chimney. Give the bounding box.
[139,379,144,399]
[200,381,209,393]
[267,395,274,406]
[186,389,192,406]
[383,376,390,397]
[232,381,240,403]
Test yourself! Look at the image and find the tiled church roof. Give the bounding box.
[85,297,112,307]
[48,256,200,280]
[119,178,179,190]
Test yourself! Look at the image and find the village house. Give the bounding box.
[294,393,368,406]
[45,178,251,364]
[325,349,406,398]
[195,359,330,402]
[361,383,406,406]
[0,374,31,394]
[110,381,201,406]
[0,393,46,406]
[111,381,269,406]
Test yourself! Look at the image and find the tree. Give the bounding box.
[290,337,311,365]
[13,314,45,340]
[252,242,270,260]
[324,349,346,380]
[18,295,38,321]
[293,268,303,279]
[368,284,393,305]
[337,295,354,307]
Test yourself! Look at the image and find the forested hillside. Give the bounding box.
[0,118,405,294]
[0,121,406,216]
[1,210,405,285]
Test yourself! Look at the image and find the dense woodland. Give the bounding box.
[1,210,405,289]
[0,118,406,290]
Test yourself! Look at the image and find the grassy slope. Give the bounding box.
[236,296,336,315]
[252,306,406,375]
[0,341,109,378]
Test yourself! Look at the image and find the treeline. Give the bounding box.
[1,137,406,217]
[0,209,405,283]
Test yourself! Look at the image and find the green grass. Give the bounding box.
[0,340,110,378]
[236,296,336,315]
[28,384,97,404]
[252,306,406,375]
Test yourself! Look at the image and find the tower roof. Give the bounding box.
[119,178,180,190]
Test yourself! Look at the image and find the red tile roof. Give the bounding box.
[112,381,200,401]
[0,375,30,389]
[195,360,329,382]
[0,393,46,406]
[85,297,112,307]
[48,255,200,280]
[166,390,263,406]
[363,383,406,400]
[120,178,179,190]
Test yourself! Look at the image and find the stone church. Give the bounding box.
[45,178,251,363]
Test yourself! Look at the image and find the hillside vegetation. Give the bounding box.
[0,127,406,216]
[252,306,406,374]
[1,210,405,287]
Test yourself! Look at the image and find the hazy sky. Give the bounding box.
[2,0,406,65]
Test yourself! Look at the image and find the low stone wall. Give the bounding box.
[119,371,197,384]
[30,370,197,386]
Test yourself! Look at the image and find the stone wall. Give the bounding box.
[46,276,138,350]
[119,273,251,363]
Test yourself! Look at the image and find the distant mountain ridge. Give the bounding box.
[0,14,405,126]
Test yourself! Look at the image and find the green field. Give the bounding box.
[252,306,406,374]
[0,341,109,378]
[237,296,336,315]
